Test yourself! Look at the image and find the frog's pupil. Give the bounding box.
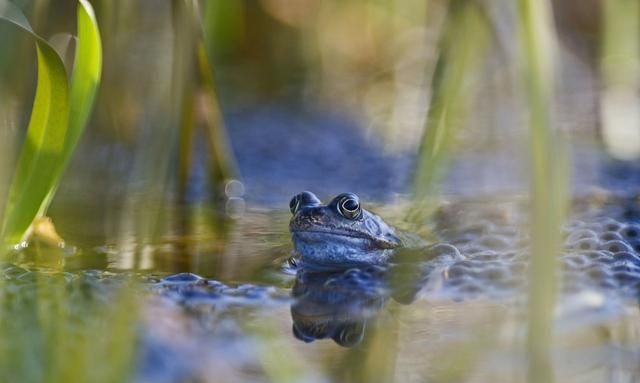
[343,199,358,211]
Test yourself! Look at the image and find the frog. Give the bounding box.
[288,190,465,272]
[288,191,408,268]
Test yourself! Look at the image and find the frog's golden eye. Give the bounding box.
[289,195,301,215]
[290,191,322,215]
[337,194,362,220]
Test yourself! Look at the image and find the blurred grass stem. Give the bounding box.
[518,0,567,382]
[411,0,490,226]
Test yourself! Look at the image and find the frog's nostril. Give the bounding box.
[306,207,325,218]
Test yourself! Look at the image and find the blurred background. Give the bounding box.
[2,1,640,382]
[0,0,637,265]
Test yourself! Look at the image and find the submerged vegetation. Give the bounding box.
[0,0,638,382]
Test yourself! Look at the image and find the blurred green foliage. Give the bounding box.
[410,0,490,226]
[0,270,138,383]
[0,0,101,248]
[518,0,567,382]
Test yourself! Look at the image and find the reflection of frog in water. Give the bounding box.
[290,264,432,347]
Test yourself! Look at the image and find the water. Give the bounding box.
[1,65,637,381]
[7,137,640,383]
[8,176,640,382]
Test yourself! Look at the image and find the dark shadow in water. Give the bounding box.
[290,260,432,347]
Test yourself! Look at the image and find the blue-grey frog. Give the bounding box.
[288,191,403,267]
[288,191,461,269]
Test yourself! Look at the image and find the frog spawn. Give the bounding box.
[433,205,640,300]
[149,272,290,312]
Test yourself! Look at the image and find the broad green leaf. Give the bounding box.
[0,0,70,246]
[0,0,102,247]
[42,0,102,212]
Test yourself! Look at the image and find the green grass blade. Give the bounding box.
[41,0,102,213]
[410,1,490,226]
[0,0,70,247]
[518,0,566,381]
[67,0,102,163]
[1,0,102,248]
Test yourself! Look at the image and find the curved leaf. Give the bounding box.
[1,0,102,247]
[68,0,102,156]
[49,33,77,73]
[0,0,70,246]
[41,0,102,212]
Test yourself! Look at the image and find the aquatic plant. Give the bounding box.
[0,4,139,382]
[517,0,567,382]
[0,0,102,249]
[410,0,568,381]
[411,0,490,227]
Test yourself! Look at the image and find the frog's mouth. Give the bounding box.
[290,228,400,251]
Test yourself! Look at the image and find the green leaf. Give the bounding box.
[42,0,103,212]
[0,0,70,246]
[67,0,102,161]
[0,0,102,247]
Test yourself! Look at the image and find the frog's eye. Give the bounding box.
[289,195,302,215]
[290,191,322,215]
[337,194,362,220]
[332,322,365,347]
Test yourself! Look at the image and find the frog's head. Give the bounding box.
[289,191,401,267]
